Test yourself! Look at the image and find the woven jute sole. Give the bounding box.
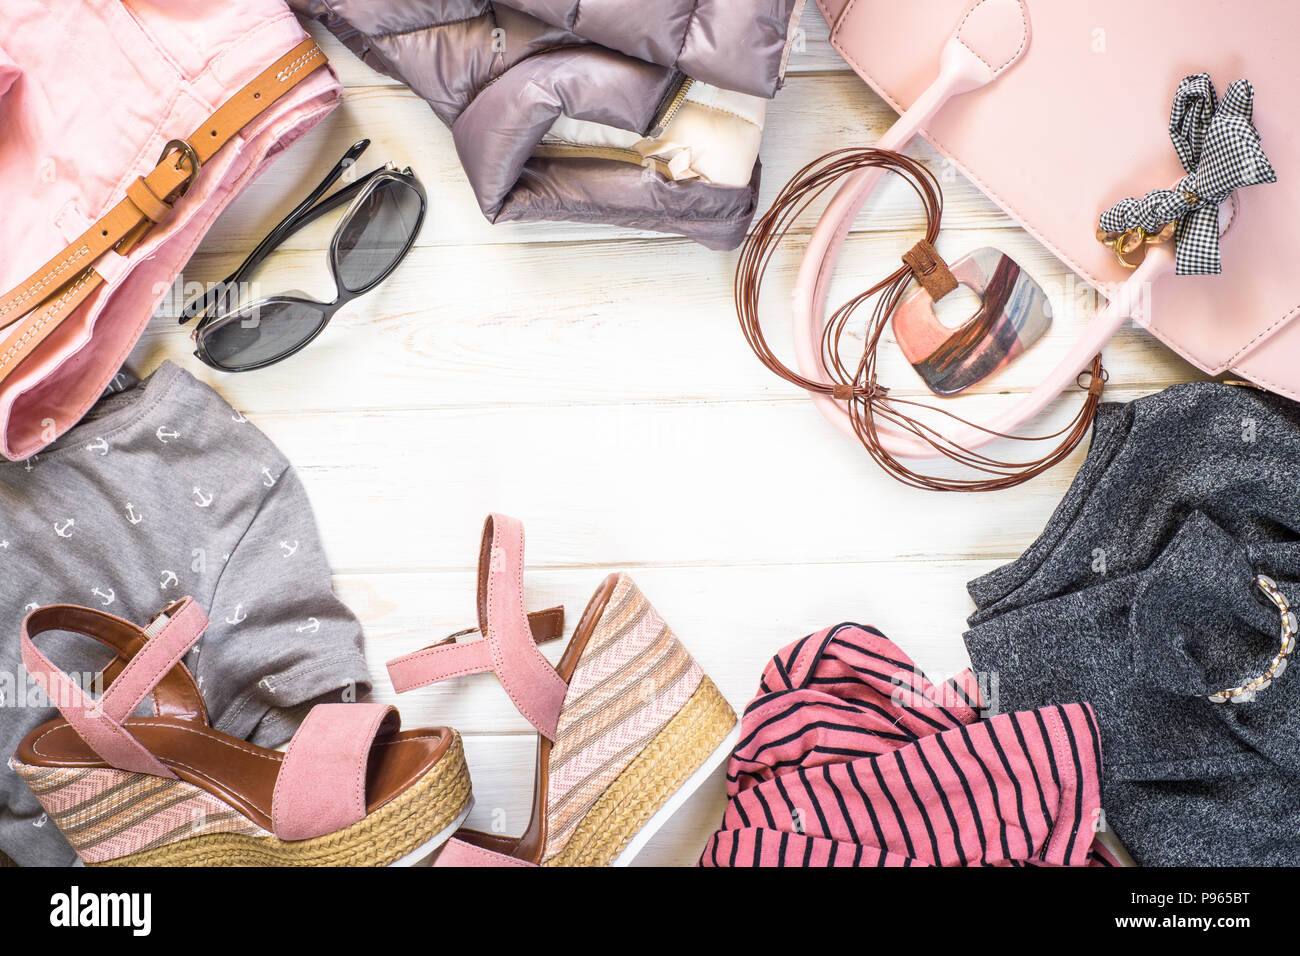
[544,676,736,867]
[91,732,472,867]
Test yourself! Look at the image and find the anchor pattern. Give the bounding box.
[1,364,365,864]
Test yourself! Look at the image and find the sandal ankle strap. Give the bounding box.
[386,514,569,739]
[19,598,209,777]
[387,606,564,691]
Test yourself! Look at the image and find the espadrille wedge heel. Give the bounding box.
[385,514,740,867]
[11,598,472,866]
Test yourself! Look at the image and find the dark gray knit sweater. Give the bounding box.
[965,382,1300,866]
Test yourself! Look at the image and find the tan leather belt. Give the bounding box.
[0,38,329,388]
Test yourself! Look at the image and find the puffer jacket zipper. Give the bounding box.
[648,76,693,138]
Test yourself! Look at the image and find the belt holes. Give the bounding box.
[100,229,108,237]
[209,129,217,137]
[253,91,261,99]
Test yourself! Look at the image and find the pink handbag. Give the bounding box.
[798,0,1295,458]
[0,1,340,462]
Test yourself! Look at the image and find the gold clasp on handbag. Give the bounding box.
[1095,221,1175,269]
[156,139,202,200]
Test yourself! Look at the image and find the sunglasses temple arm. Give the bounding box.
[280,171,380,234]
[279,138,371,229]
[179,141,377,325]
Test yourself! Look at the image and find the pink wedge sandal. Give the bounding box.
[11,598,471,866]
[386,514,740,866]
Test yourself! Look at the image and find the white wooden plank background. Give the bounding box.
[124,8,1206,866]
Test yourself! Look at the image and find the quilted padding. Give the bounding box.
[290,0,802,249]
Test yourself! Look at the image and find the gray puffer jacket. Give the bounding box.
[290,0,804,248]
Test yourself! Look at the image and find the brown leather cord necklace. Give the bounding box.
[736,147,1105,492]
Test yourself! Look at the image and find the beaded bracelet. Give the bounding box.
[1207,575,1297,704]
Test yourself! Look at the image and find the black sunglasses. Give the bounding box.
[179,139,426,371]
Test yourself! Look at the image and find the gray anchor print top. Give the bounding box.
[0,361,368,866]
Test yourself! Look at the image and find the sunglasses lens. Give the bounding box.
[199,300,326,370]
[334,178,423,293]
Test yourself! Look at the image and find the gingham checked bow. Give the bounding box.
[1099,74,1276,275]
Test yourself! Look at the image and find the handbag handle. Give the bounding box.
[794,0,1173,460]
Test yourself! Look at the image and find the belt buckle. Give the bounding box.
[156,139,202,199]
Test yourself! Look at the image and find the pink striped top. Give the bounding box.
[700,623,1113,867]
